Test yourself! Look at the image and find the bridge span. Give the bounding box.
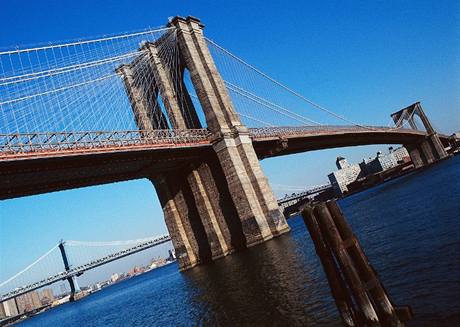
[0,126,442,200]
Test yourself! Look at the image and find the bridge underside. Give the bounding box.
[0,144,210,199]
[252,128,433,158]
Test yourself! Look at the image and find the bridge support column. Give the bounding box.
[186,163,232,259]
[144,37,238,263]
[58,241,79,301]
[116,64,168,130]
[212,135,273,244]
[153,157,249,268]
[153,176,202,270]
[428,132,448,159]
[142,42,189,129]
[405,144,424,168]
[171,16,289,248]
[419,139,436,165]
[233,131,290,236]
[392,102,448,168]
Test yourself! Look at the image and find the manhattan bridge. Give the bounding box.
[0,16,453,306]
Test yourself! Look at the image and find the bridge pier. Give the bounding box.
[153,176,202,270]
[162,15,289,268]
[122,16,289,270]
[392,102,448,168]
[171,16,289,243]
[404,144,424,168]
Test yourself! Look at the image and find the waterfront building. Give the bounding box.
[365,147,408,174]
[0,302,6,318]
[39,288,55,305]
[365,151,398,174]
[16,290,41,313]
[328,147,409,196]
[168,249,176,261]
[328,157,362,195]
[111,273,120,283]
[1,298,19,317]
[59,284,67,296]
[390,146,410,163]
[93,283,102,291]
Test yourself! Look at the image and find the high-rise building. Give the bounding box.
[16,294,30,314]
[39,288,55,305]
[2,298,19,317]
[365,147,409,174]
[16,290,42,313]
[335,156,350,170]
[30,290,41,309]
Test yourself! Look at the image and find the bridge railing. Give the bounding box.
[0,126,422,158]
[277,184,332,204]
[248,126,415,139]
[0,129,211,157]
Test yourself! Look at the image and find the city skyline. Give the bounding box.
[1,0,459,284]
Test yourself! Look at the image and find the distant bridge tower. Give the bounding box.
[117,16,290,270]
[58,240,80,301]
[391,102,448,168]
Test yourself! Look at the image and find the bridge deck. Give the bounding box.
[0,126,439,200]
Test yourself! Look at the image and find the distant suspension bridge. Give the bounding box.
[0,235,171,302]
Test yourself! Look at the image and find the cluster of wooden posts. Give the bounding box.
[301,201,412,327]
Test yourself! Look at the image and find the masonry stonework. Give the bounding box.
[121,16,290,270]
[391,102,448,169]
[170,16,289,249]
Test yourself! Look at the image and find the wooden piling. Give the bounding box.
[301,206,357,327]
[313,203,381,327]
[326,200,407,326]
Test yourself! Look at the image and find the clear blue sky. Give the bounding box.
[0,1,459,281]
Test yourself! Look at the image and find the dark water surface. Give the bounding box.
[21,156,460,326]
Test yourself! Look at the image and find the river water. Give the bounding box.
[20,156,460,326]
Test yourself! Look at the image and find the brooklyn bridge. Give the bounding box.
[0,16,453,303]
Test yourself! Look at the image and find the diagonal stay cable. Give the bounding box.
[0,27,174,56]
[224,81,322,126]
[205,37,376,130]
[0,243,59,288]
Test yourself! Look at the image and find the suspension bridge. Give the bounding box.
[1,16,452,275]
[0,235,171,303]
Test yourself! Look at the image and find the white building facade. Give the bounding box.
[328,157,362,195]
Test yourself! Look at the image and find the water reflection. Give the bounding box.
[183,233,340,326]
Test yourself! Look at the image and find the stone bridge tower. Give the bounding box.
[117,16,290,270]
[391,102,448,168]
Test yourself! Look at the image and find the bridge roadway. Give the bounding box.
[0,126,444,200]
[0,235,171,302]
[277,183,332,206]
